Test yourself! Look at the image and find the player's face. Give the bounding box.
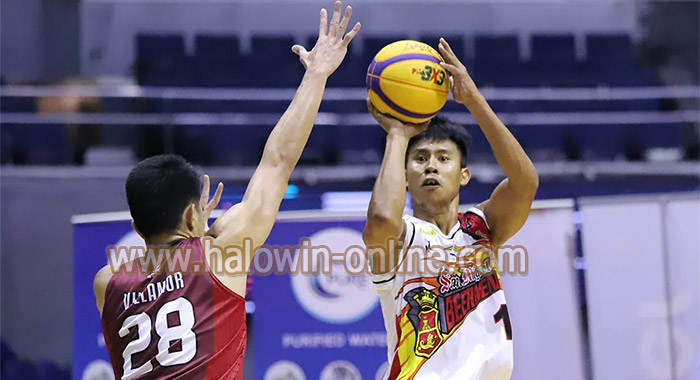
[406,139,470,205]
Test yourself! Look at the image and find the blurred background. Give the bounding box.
[1,0,698,379]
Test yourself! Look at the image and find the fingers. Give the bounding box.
[200,175,211,205]
[207,182,224,211]
[329,1,342,37]
[343,22,361,47]
[439,61,459,75]
[438,38,461,66]
[292,45,309,68]
[338,5,353,36]
[366,98,379,115]
[291,45,307,56]
[319,8,328,36]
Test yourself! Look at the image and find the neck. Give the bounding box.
[145,230,192,246]
[412,196,461,235]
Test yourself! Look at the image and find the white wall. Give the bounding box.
[581,193,700,380]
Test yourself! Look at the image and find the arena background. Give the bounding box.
[1,0,698,379]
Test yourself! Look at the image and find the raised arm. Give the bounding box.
[438,38,539,247]
[363,101,428,274]
[208,2,360,253]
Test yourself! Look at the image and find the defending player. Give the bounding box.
[92,2,361,379]
[363,38,539,379]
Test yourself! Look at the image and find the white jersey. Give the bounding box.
[371,208,513,380]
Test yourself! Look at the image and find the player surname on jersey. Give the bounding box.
[122,272,185,310]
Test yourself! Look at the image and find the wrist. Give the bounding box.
[387,128,413,142]
[303,68,330,81]
[462,91,486,109]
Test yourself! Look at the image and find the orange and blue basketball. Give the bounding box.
[366,40,451,124]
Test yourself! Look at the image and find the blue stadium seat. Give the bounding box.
[601,68,659,87]
[248,36,304,87]
[529,35,579,87]
[194,35,245,87]
[568,124,629,160]
[474,35,523,87]
[583,34,656,87]
[300,126,336,165]
[334,125,384,164]
[319,99,367,113]
[0,96,36,112]
[136,34,193,86]
[137,34,185,60]
[634,122,684,150]
[474,35,520,69]
[196,34,241,61]
[531,35,576,66]
[2,124,71,164]
[586,34,638,70]
[510,124,567,159]
[209,124,272,165]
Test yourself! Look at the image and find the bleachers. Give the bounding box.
[0,32,691,166]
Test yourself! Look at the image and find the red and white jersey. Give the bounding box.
[101,237,247,380]
[371,208,513,380]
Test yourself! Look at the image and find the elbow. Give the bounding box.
[523,172,539,198]
[529,172,539,192]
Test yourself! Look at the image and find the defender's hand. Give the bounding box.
[438,38,480,105]
[200,174,224,229]
[292,1,361,77]
[367,99,429,138]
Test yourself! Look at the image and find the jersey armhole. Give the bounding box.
[198,237,246,302]
[466,206,492,232]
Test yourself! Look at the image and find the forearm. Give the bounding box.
[261,71,328,172]
[367,132,410,226]
[465,94,538,190]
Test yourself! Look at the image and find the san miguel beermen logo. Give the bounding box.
[403,269,502,359]
[405,289,443,358]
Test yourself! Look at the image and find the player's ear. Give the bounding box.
[184,203,196,231]
[131,220,145,240]
[460,167,471,186]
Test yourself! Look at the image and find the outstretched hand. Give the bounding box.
[292,1,361,78]
[438,38,480,105]
[200,174,224,229]
[367,99,429,138]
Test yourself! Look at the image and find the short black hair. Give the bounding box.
[407,115,472,167]
[126,154,201,238]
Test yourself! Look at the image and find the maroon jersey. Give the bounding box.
[101,237,246,380]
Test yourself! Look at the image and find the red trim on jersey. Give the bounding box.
[458,211,492,242]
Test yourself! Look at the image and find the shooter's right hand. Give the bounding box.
[367,99,429,138]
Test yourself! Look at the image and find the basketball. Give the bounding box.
[366,40,451,124]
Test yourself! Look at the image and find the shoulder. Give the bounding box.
[458,207,492,242]
[93,265,114,295]
[94,265,114,314]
